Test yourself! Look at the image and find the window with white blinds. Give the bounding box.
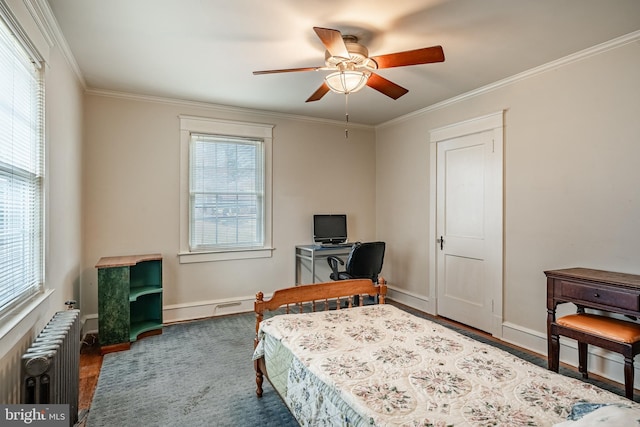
[189,134,264,250]
[0,16,44,314]
[179,115,273,263]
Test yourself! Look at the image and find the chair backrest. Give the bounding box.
[345,241,386,282]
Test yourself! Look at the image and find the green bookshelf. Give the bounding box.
[96,254,163,354]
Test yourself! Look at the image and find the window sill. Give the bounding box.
[178,247,274,264]
[0,288,55,341]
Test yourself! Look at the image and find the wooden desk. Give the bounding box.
[545,267,640,369]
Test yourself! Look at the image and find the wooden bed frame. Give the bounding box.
[253,278,387,397]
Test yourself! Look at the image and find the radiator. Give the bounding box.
[21,309,80,425]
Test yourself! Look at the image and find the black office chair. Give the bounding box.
[327,241,385,305]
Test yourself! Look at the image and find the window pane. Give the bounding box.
[0,16,44,314]
[189,135,264,250]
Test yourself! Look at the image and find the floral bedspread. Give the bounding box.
[254,304,637,426]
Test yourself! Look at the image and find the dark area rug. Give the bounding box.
[86,313,297,427]
[86,301,627,426]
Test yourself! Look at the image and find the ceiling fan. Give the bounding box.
[253,27,445,102]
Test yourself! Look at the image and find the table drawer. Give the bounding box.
[560,280,640,311]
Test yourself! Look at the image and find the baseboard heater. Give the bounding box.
[21,309,80,426]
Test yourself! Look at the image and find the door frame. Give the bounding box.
[428,111,504,337]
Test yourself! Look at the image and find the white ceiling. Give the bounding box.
[46,0,640,125]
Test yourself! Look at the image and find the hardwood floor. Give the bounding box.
[79,334,102,416]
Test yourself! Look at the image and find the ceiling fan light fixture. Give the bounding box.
[325,70,369,94]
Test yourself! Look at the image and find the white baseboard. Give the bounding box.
[386,286,434,314]
[82,295,261,337]
[162,296,256,324]
[501,321,548,355]
[81,313,98,336]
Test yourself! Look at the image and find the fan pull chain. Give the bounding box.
[344,93,349,139]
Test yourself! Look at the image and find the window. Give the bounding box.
[0,15,44,314]
[190,134,264,250]
[179,116,273,263]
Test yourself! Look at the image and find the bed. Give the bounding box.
[253,278,640,426]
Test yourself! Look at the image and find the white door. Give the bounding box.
[432,113,503,335]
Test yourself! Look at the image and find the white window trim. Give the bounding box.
[178,115,274,263]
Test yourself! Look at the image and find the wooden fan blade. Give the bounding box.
[306,82,330,102]
[371,46,445,69]
[366,73,409,99]
[313,27,350,59]
[253,66,323,75]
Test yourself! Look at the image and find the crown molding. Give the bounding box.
[377,30,640,129]
[31,0,85,87]
[85,88,374,130]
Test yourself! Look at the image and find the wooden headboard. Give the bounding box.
[254,278,387,339]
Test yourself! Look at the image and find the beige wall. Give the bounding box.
[376,41,640,348]
[375,122,431,304]
[46,47,85,312]
[81,95,376,324]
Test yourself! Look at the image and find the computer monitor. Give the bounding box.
[313,214,347,245]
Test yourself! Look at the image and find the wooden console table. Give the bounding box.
[545,267,640,370]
